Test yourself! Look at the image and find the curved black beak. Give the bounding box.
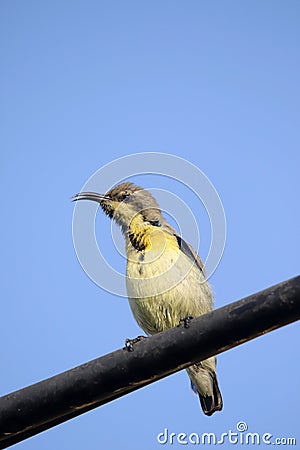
[71,192,110,203]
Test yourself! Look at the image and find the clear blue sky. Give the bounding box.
[1,1,299,449]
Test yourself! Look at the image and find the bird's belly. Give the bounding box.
[126,246,213,335]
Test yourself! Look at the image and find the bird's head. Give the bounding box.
[72,182,163,232]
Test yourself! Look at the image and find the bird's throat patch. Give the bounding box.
[127,217,153,251]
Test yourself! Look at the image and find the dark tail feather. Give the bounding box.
[198,373,223,416]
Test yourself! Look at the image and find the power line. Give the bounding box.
[0,275,299,448]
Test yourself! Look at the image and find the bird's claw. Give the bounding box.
[178,315,194,329]
[124,335,147,352]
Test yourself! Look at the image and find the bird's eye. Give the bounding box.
[120,193,130,201]
[149,219,161,227]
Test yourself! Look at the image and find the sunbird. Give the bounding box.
[73,182,223,415]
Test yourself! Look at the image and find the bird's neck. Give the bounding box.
[125,215,153,252]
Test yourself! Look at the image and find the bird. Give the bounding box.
[73,181,223,416]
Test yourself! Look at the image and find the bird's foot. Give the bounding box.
[124,335,147,352]
[178,315,194,329]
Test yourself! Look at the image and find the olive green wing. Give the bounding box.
[162,222,205,274]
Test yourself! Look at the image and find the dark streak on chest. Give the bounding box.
[128,232,147,252]
[138,252,145,275]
